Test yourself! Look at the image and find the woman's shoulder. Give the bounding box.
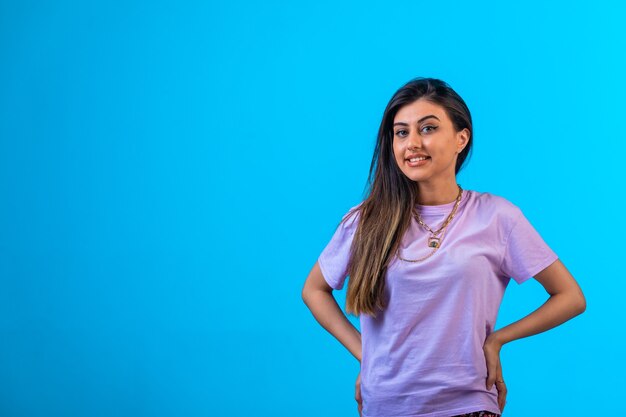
[468,189,523,220]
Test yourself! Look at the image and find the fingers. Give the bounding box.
[496,363,507,412]
[483,343,499,390]
[496,381,507,412]
[484,340,508,414]
[485,354,497,390]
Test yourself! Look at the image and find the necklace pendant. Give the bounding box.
[428,236,441,248]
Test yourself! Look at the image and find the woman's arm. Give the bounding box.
[302,261,362,363]
[487,259,586,347]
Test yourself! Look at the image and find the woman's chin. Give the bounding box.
[403,172,429,182]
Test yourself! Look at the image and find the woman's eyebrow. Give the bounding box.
[393,115,440,126]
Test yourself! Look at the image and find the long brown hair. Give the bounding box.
[342,77,474,318]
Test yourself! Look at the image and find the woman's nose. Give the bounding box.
[408,129,423,148]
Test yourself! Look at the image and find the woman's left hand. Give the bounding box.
[483,334,507,413]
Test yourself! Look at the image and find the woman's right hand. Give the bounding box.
[355,371,362,416]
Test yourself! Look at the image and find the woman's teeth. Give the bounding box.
[409,157,429,162]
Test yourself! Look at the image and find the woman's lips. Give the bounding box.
[406,157,430,167]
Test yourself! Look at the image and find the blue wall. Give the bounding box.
[1,1,623,416]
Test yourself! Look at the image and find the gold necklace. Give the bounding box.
[397,184,464,263]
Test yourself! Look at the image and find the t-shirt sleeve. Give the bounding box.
[499,207,559,285]
[317,205,361,290]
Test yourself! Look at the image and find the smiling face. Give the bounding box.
[392,98,470,186]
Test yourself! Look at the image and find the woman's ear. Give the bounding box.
[456,128,470,153]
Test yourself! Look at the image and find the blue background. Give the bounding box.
[1,1,623,416]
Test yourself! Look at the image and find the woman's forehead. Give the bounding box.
[394,100,447,123]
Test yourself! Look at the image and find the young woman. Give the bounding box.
[301,77,586,417]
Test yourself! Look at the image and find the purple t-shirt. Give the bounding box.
[317,189,558,417]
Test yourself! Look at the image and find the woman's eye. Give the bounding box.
[395,126,437,137]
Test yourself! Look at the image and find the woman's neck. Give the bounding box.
[416,182,461,206]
